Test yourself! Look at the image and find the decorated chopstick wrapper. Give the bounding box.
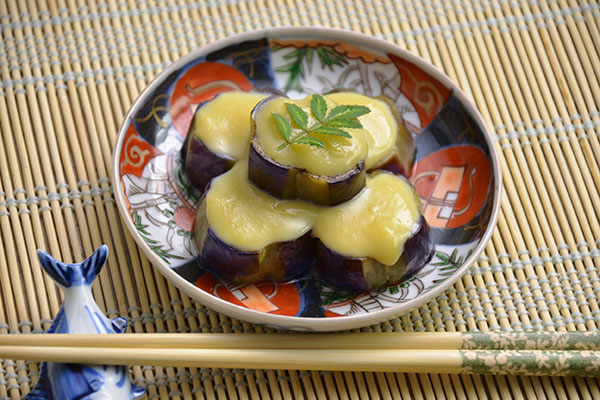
[23,246,145,400]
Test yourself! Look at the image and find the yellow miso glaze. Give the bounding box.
[190,91,267,159]
[326,92,399,170]
[205,162,317,252]
[253,95,369,176]
[205,162,421,265]
[313,173,422,266]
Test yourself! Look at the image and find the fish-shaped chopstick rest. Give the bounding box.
[27,245,145,400]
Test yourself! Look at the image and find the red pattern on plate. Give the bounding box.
[411,145,491,229]
[119,122,163,179]
[389,53,451,128]
[195,274,302,316]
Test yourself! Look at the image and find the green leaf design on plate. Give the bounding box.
[273,44,348,92]
[132,210,184,263]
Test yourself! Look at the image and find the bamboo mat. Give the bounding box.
[1,0,600,398]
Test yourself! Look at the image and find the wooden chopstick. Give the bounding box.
[2,332,600,377]
[2,331,598,350]
[1,343,599,377]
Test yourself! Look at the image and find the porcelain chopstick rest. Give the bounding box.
[26,245,146,400]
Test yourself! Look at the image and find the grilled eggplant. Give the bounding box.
[248,95,368,205]
[313,172,434,292]
[326,92,415,176]
[182,91,267,191]
[194,162,317,284]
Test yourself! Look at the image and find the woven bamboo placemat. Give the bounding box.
[1,0,600,398]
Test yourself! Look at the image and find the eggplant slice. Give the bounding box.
[313,172,434,292]
[248,136,366,206]
[326,92,415,176]
[182,91,267,191]
[316,217,433,292]
[248,95,369,205]
[193,162,317,284]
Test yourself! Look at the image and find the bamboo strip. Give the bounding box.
[178,288,220,397]
[118,0,159,88]
[67,0,120,147]
[50,0,129,309]
[142,0,175,63]
[450,0,570,333]
[54,0,132,327]
[398,0,435,65]
[28,0,101,310]
[0,8,46,336]
[373,325,410,398]
[477,0,591,330]
[490,2,600,396]
[438,5,558,335]
[0,205,24,400]
[566,1,600,145]
[442,0,560,336]
[453,0,575,333]
[0,302,9,400]
[518,1,600,241]
[184,295,228,400]
[41,0,113,314]
[141,250,197,398]
[510,0,600,326]
[58,0,115,173]
[0,366,8,397]
[92,11,187,400]
[176,0,200,52]
[188,297,229,400]
[579,0,600,56]
[102,6,190,396]
[546,0,600,178]
[0,27,46,399]
[82,1,131,126]
[6,0,64,321]
[20,0,78,277]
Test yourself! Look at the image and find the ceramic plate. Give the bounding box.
[113,27,501,331]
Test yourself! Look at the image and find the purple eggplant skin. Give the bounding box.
[369,146,414,177]
[248,134,367,206]
[182,133,236,192]
[193,198,317,284]
[315,216,434,292]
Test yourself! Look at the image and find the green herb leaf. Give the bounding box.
[326,104,371,121]
[312,125,352,138]
[272,96,370,150]
[285,103,309,130]
[311,94,328,122]
[295,136,325,147]
[272,113,292,141]
[326,119,363,129]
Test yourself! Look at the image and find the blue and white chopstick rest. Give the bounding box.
[27,245,145,400]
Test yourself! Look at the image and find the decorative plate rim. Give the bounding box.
[112,26,502,331]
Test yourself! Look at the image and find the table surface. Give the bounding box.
[1,0,600,399]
